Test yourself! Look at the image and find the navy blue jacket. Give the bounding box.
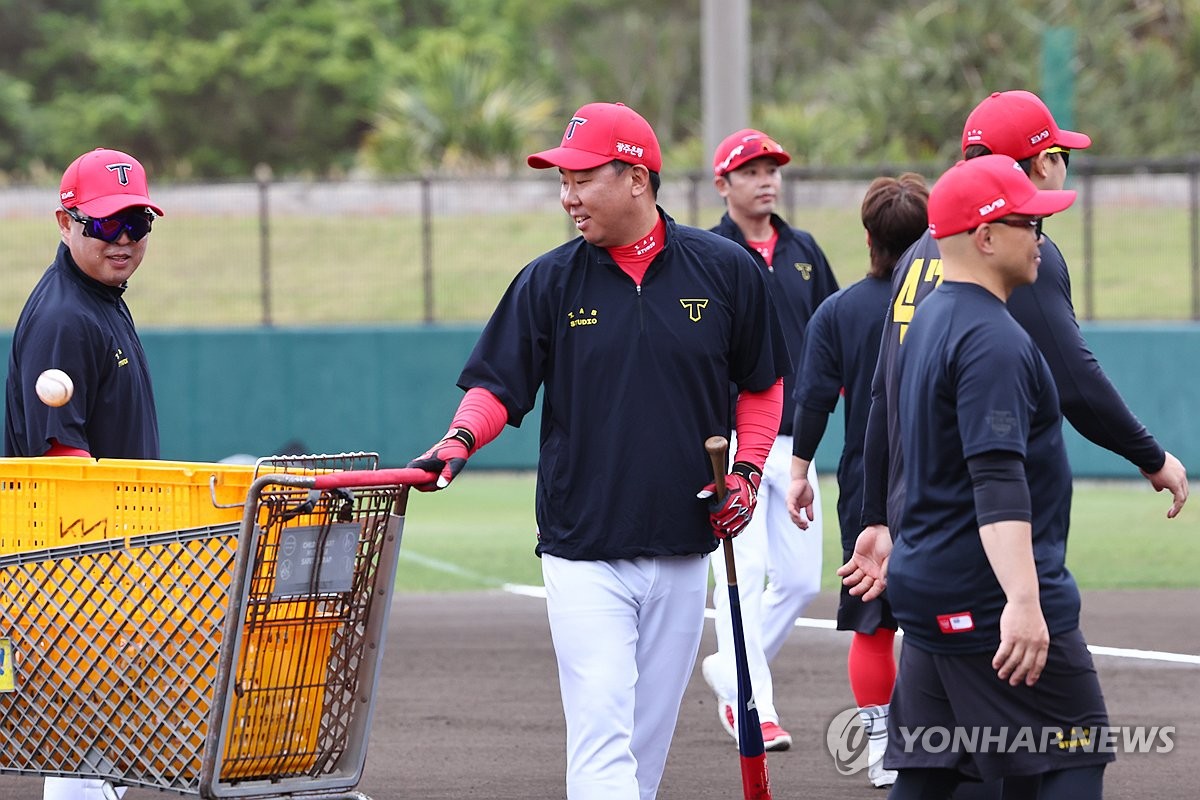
[792,275,891,545]
[5,243,159,459]
[711,213,838,436]
[459,210,790,561]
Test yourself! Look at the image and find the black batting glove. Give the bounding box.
[406,427,475,491]
[701,461,762,539]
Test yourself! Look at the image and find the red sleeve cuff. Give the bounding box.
[45,439,92,458]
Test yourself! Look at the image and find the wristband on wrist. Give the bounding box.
[731,461,763,483]
[446,427,476,452]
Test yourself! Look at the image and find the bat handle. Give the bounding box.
[705,435,729,501]
[704,435,738,587]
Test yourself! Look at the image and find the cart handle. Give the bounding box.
[305,467,437,490]
[209,469,419,509]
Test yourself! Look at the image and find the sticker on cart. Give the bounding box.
[0,638,14,692]
[273,523,359,597]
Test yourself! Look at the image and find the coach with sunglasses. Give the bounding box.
[6,147,162,471]
[5,147,162,797]
[6,150,162,800]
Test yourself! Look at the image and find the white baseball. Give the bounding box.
[36,368,74,407]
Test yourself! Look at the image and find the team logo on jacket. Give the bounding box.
[114,347,129,367]
[794,262,813,279]
[568,308,598,327]
[679,298,709,322]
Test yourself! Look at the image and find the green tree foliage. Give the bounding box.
[0,0,1195,178]
[0,0,407,177]
[361,33,557,175]
[755,0,1200,165]
[496,0,702,143]
[1070,0,1200,155]
[771,1,1048,166]
[0,73,34,176]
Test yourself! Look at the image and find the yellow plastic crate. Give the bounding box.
[222,616,338,778]
[0,457,256,553]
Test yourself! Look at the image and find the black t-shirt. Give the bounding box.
[862,229,1164,529]
[887,282,1079,654]
[5,243,159,459]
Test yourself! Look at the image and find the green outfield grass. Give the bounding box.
[395,472,1199,594]
[3,200,1194,325]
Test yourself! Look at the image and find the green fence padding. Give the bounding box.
[0,323,1194,477]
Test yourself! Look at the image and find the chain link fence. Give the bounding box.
[3,157,1197,327]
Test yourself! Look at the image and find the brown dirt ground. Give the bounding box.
[0,588,1194,799]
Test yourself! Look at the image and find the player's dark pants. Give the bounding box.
[887,764,1105,800]
[836,547,898,633]
[885,627,1113,793]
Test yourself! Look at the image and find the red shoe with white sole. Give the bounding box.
[760,721,792,751]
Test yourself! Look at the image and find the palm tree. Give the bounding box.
[362,38,557,175]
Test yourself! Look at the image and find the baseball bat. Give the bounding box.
[705,435,772,800]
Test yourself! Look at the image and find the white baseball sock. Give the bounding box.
[857,703,890,764]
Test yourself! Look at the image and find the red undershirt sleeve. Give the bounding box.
[44,439,91,458]
[450,387,509,454]
[733,378,783,470]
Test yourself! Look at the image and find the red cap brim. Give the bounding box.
[1012,188,1077,218]
[527,147,614,171]
[716,151,790,177]
[75,194,165,217]
[1053,129,1091,150]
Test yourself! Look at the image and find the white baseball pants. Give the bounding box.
[43,778,125,800]
[708,434,823,723]
[543,553,709,800]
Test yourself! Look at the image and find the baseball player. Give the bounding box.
[406,102,789,800]
[852,91,1187,581]
[4,147,163,799]
[787,172,929,788]
[700,129,839,752]
[850,153,1112,798]
[843,90,1189,799]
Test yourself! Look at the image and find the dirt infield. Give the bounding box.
[0,588,1194,799]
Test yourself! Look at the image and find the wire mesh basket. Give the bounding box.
[0,454,430,799]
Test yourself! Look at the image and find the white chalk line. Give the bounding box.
[397,553,1200,666]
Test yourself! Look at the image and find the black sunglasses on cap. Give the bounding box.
[64,206,155,243]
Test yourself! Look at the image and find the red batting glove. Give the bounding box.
[406,427,475,491]
[700,462,762,538]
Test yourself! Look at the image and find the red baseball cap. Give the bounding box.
[528,102,662,173]
[59,148,164,217]
[928,155,1076,239]
[961,90,1092,161]
[712,129,790,176]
